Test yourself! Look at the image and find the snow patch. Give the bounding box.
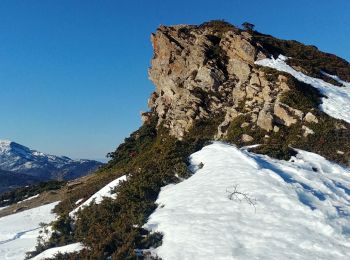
[29,242,84,260]
[75,198,84,205]
[145,142,350,260]
[321,71,350,88]
[17,194,40,204]
[69,175,126,217]
[255,55,350,124]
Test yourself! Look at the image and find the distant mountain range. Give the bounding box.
[0,140,103,193]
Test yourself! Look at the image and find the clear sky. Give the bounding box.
[0,0,349,161]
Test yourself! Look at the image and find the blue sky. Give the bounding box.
[0,0,349,161]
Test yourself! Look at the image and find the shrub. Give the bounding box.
[33,113,223,259]
[199,20,239,35]
[242,22,255,32]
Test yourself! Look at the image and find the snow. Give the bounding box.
[69,175,127,217]
[321,71,350,88]
[145,142,350,260]
[17,194,40,204]
[255,55,350,124]
[0,202,59,260]
[0,206,9,211]
[0,140,12,152]
[29,242,84,260]
[75,198,84,205]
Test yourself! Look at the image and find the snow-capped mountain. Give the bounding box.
[0,140,103,183]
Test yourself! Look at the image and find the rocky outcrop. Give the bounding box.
[304,112,319,124]
[147,22,318,139]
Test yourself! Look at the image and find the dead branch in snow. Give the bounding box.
[226,184,257,212]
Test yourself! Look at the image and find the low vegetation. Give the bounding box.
[27,114,222,259]
[199,19,240,36]
[253,31,350,83]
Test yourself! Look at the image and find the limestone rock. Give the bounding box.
[304,112,319,124]
[302,125,315,137]
[217,108,239,138]
[273,126,280,133]
[241,134,254,142]
[147,23,310,139]
[141,112,153,124]
[274,102,303,127]
[257,107,274,132]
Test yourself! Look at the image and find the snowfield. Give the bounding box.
[145,142,350,260]
[255,55,350,124]
[0,202,59,260]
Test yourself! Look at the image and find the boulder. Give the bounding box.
[304,112,319,124]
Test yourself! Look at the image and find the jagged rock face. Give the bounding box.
[147,23,310,139]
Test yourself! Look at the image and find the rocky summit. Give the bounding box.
[146,23,295,138]
[145,21,350,165]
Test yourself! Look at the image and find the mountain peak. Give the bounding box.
[0,140,103,191]
[0,140,17,153]
[0,139,12,147]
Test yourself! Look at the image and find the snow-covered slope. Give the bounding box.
[255,55,350,124]
[0,202,59,260]
[145,142,350,260]
[0,140,103,183]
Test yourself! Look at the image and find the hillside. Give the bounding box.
[6,21,350,260]
[0,169,40,194]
